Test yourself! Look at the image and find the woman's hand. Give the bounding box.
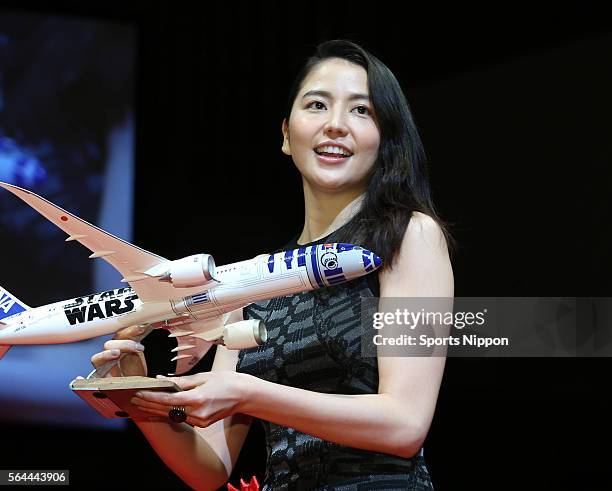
[90,324,148,377]
[130,371,251,427]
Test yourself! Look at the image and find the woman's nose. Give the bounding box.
[324,111,349,138]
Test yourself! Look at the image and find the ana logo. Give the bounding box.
[0,293,17,314]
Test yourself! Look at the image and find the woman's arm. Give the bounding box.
[132,310,252,491]
[133,212,453,459]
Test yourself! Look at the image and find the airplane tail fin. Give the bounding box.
[0,344,11,360]
[0,285,30,359]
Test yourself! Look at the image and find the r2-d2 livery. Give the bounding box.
[0,181,382,377]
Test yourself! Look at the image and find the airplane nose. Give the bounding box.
[360,248,382,272]
[307,243,382,287]
[372,253,382,269]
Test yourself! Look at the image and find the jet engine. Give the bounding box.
[222,319,268,350]
[160,253,217,288]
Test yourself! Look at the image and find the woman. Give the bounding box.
[91,40,454,490]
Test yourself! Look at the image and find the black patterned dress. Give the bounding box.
[236,225,434,490]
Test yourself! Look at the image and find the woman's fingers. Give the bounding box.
[131,398,203,427]
[91,338,147,377]
[90,348,124,377]
[114,324,147,340]
[90,348,121,368]
[158,373,210,390]
[130,403,200,426]
[130,396,174,412]
[103,339,145,353]
[92,340,144,366]
[134,388,194,407]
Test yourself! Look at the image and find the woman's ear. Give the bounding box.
[281,119,291,155]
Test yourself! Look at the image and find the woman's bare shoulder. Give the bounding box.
[407,212,446,248]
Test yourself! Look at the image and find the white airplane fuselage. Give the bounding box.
[0,242,380,346]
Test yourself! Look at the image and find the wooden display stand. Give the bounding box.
[70,376,181,420]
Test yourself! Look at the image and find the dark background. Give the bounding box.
[1,1,611,490]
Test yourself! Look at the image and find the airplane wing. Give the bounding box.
[0,181,207,303]
[161,316,227,374]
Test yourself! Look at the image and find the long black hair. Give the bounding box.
[285,39,456,269]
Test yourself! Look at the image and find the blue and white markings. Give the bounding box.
[0,288,28,321]
[267,248,312,274]
[264,243,382,289]
[309,246,324,288]
[297,247,307,267]
[320,244,345,285]
[336,242,382,274]
[364,251,383,272]
[190,291,210,305]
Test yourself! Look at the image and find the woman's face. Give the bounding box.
[282,58,380,194]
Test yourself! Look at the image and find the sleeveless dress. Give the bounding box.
[236,224,434,490]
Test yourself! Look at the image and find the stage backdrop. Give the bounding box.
[0,10,135,428]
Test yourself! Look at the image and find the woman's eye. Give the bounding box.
[306,101,326,110]
[353,105,370,115]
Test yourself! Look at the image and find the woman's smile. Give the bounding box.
[313,141,354,164]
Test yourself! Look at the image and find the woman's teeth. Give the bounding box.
[314,145,352,157]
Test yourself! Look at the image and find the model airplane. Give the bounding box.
[0,181,382,377]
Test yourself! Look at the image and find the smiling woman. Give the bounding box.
[91,39,455,490]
